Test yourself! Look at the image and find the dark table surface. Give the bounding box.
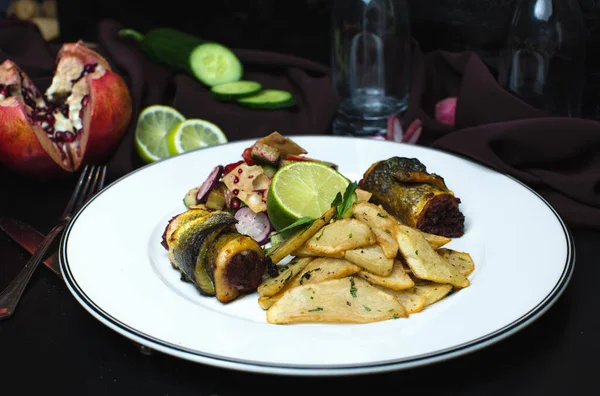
[0,150,597,396]
[1,9,599,389]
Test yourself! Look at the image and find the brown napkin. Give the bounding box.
[2,19,600,230]
[403,46,600,229]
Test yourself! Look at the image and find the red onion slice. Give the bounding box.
[195,165,224,203]
[402,119,423,144]
[387,114,404,142]
[234,206,272,245]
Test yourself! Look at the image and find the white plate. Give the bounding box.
[59,135,574,376]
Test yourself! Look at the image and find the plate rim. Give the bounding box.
[59,135,576,376]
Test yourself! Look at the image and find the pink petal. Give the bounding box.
[402,118,422,144]
[386,114,404,141]
[435,97,457,127]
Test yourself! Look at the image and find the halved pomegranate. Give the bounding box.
[0,41,132,178]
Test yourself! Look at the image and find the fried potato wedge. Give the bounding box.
[373,285,426,314]
[267,207,336,264]
[371,227,399,259]
[356,188,373,203]
[421,232,452,249]
[413,283,454,307]
[437,248,475,276]
[305,218,375,255]
[291,245,344,259]
[257,257,314,297]
[343,244,394,276]
[258,258,362,310]
[357,259,415,291]
[266,277,407,324]
[395,224,470,288]
[350,201,399,231]
[258,296,277,310]
[288,257,362,289]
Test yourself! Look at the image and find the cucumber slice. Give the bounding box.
[120,28,243,87]
[211,80,263,101]
[190,43,243,87]
[237,89,296,110]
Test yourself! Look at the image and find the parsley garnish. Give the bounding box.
[331,181,358,219]
[270,216,316,237]
[308,307,323,312]
[349,277,357,298]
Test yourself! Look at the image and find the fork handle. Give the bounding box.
[0,222,66,320]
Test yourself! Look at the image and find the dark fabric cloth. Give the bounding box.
[1,18,600,230]
[403,46,600,229]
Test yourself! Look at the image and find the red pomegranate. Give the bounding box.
[0,41,132,178]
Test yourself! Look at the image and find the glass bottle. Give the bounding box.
[499,0,586,117]
[330,0,411,137]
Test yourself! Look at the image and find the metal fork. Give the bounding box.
[0,164,107,320]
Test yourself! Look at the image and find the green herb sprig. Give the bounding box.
[331,181,358,219]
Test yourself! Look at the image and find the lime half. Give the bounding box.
[135,105,186,163]
[166,119,228,155]
[267,161,350,231]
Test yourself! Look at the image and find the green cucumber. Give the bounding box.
[237,89,296,110]
[211,80,262,101]
[119,27,243,87]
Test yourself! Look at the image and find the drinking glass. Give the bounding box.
[499,0,586,117]
[330,0,411,137]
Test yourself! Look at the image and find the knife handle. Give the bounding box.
[0,223,65,320]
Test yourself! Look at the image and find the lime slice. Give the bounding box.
[267,161,350,231]
[135,105,186,163]
[166,119,228,155]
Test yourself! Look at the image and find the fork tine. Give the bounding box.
[97,166,107,193]
[60,165,91,218]
[71,165,97,212]
[82,166,103,203]
[77,165,107,209]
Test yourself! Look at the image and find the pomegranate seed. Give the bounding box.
[230,197,241,210]
[237,168,243,174]
[233,176,239,184]
[223,160,243,175]
[81,94,90,107]
[83,63,97,74]
[232,189,239,195]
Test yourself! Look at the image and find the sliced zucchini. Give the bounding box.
[237,89,296,110]
[211,80,262,101]
[250,141,280,166]
[183,186,201,208]
[261,165,278,178]
[195,224,236,295]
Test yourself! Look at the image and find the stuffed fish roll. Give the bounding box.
[165,210,268,302]
[358,157,465,238]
